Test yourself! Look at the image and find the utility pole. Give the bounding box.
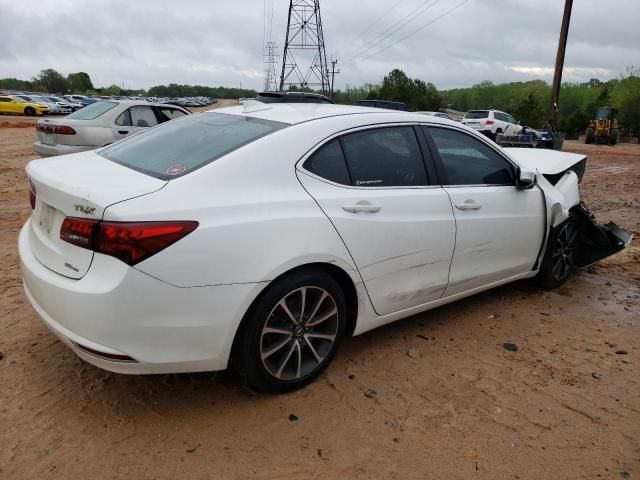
[330,58,340,98]
[548,0,573,131]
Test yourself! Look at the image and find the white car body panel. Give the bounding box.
[443,185,545,295]
[297,171,455,315]
[19,104,611,375]
[504,148,586,175]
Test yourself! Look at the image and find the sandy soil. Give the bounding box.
[0,109,638,479]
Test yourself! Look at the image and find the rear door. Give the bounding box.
[423,126,545,295]
[297,125,455,315]
[112,106,159,140]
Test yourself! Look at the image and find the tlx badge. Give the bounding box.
[74,204,96,215]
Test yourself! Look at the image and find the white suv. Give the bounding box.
[461,110,520,140]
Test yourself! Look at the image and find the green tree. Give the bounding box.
[67,72,94,93]
[32,69,69,93]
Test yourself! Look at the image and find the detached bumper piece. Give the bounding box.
[573,203,633,268]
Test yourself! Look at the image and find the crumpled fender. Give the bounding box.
[536,170,580,228]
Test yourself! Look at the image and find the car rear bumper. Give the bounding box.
[19,219,263,374]
[33,142,94,158]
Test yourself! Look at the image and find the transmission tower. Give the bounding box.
[279,0,330,94]
[263,42,279,91]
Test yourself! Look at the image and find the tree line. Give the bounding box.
[2,67,638,137]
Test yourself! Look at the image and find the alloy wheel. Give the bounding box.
[260,286,339,381]
[551,221,578,280]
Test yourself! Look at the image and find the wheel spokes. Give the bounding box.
[261,336,291,361]
[261,286,340,381]
[275,341,297,379]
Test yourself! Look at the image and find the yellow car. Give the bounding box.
[0,95,49,116]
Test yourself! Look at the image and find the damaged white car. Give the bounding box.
[19,104,632,393]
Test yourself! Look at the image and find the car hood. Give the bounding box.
[503,148,586,175]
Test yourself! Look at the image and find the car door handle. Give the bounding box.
[118,130,129,134]
[342,202,381,214]
[455,200,482,211]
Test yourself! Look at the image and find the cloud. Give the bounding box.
[0,0,638,91]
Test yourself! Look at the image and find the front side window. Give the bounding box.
[341,127,428,187]
[100,112,288,179]
[426,127,515,186]
[130,106,158,127]
[303,139,350,185]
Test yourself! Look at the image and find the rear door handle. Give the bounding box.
[118,130,129,134]
[342,202,381,214]
[455,200,482,211]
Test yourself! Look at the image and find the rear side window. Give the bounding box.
[464,110,489,119]
[100,112,288,179]
[67,101,117,120]
[341,127,428,187]
[303,139,350,185]
[426,127,515,185]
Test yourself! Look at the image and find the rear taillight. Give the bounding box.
[36,123,76,135]
[485,119,495,125]
[60,219,198,266]
[60,217,99,248]
[29,179,36,209]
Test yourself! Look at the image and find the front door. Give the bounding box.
[297,126,456,315]
[424,126,545,296]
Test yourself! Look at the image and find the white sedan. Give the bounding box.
[32,100,190,157]
[19,102,631,392]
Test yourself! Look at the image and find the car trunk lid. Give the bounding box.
[36,117,96,147]
[26,151,166,279]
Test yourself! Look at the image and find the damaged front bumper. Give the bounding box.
[573,203,634,268]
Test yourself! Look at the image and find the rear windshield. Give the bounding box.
[99,112,288,179]
[67,101,117,120]
[464,110,489,119]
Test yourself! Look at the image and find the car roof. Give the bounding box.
[209,102,457,126]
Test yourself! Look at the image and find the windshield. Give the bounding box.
[66,101,117,120]
[464,110,489,119]
[100,112,288,179]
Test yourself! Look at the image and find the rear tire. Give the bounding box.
[535,216,579,289]
[24,107,36,116]
[609,128,620,145]
[234,269,347,393]
[493,129,502,143]
[585,127,595,144]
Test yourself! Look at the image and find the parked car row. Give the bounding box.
[0,92,96,115]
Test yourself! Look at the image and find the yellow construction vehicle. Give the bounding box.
[585,107,620,145]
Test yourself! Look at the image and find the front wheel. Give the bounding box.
[609,128,620,145]
[234,269,347,393]
[535,216,579,289]
[24,107,36,116]
[585,127,595,144]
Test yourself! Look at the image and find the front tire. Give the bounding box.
[24,107,36,116]
[585,127,595,144]
[609,128,620,145]
[234,269,347,393]
[535,216,579,289]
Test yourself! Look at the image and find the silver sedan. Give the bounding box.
[33,100,190,157]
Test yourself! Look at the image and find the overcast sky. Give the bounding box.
[0,0,638,91]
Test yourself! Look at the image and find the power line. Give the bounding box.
[333,0,408,58]
[340,0,442,63]
[348,0,472,67]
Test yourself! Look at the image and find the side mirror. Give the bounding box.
[517,168,536,189]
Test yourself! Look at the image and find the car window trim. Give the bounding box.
[298,123,440,190]
[422,124,518,187]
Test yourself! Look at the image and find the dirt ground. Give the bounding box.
[0,107,638,479]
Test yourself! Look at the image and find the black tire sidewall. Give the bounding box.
[25,107,35,116]
[536,216,578,289]
[236,270,347,393]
